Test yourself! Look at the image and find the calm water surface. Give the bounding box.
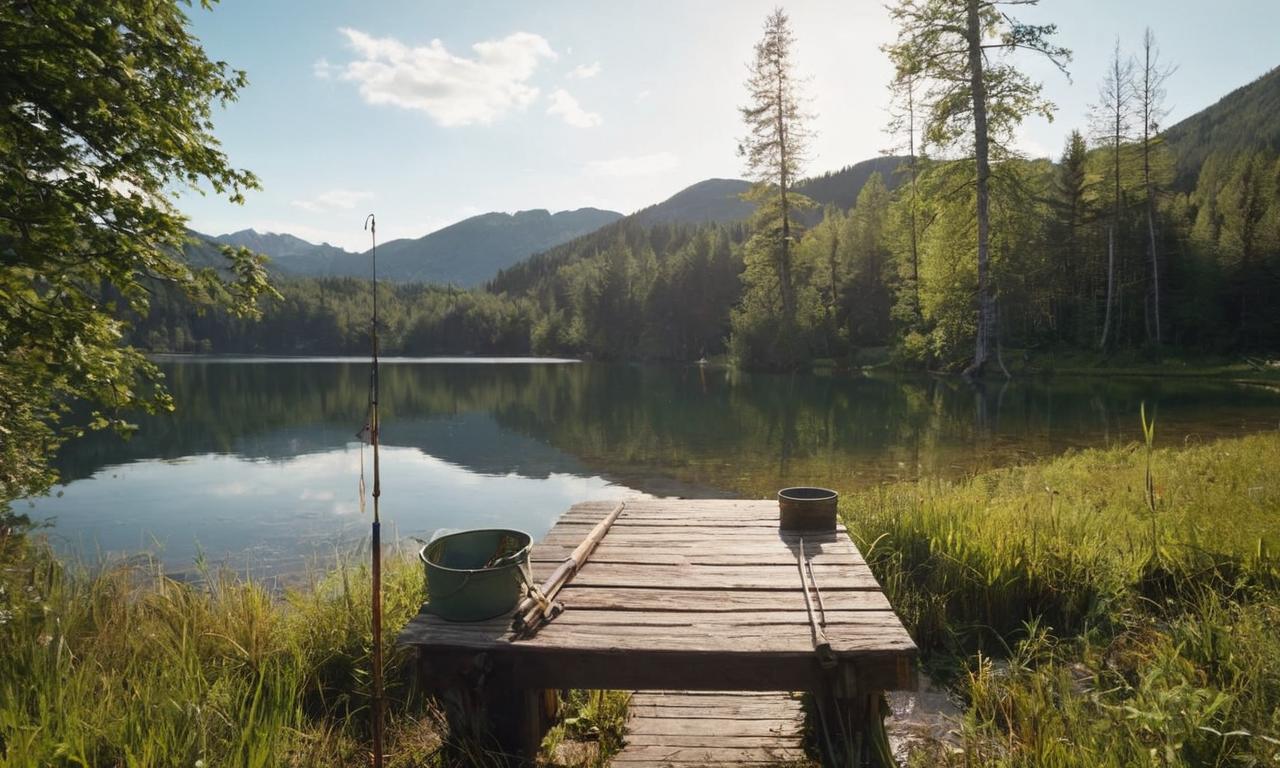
[24,358,1280,574]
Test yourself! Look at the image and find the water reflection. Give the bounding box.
[28,358,1280,572]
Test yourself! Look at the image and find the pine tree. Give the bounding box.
[738,7,811,329]
[1049,130,1091,341]
[1139,28,1174,345]
[1092,38,1134,352]
[886,0,1069,377]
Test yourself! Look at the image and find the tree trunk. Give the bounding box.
[1100,225,1115,350]
[907,77,923,326]
[827,223,839,352]
[1142,32,1162,347]
[1147,198,1160,345]
[1100,66,1123,353]
[776,62,795,326]
[963,0,993,378]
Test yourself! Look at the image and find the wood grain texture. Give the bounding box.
[612,690,814,766]
[397,499,917,693]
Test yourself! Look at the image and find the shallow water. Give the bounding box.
[23,358,1280,574]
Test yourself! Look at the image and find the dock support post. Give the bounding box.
[482,676,556,765]
[419,650,556,766]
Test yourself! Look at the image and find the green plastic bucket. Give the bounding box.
[419,529,532,622]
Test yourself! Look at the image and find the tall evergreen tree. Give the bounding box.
[886,69,927,330]
[1092,38,1135,351]
[1048,131,1092,341]
[886,0,1069,377]
[738,7,811,328]
[1139,28,1174,345]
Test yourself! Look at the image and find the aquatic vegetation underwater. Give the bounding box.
[847,431,1280,766]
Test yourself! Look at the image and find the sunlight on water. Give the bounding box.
[29,445,643,576]
[23,359,1280,575]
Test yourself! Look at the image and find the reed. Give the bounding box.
[845,431,1280,765]
[0,533,624,767]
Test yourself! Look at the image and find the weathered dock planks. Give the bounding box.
[612,691,814,766]
[398,498,918,763]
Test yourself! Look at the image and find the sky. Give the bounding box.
[176,0,1280,252]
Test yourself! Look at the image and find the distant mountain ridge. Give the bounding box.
[199,207,623,287]
[213,229,353,275]
[353,208,622,286]
[631,155,908,226]
[487,156,910,295]
[189,156,908,286]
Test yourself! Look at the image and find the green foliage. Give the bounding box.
[0,0,274,508]
[0,534,435,767]
[845,432,1280,765]
[1164,66,1280,190]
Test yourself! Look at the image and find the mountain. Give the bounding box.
[198,208,623,287]
[488,155,908,295]
[1163,65,1280,189]
[213,230,354,275]
[191,156,906,287]
[797,155,906,209]
[352,208,622,286]
[632,179,755,225]
[630,155,908,227]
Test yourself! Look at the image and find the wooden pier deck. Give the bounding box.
[399,499,917,764]
[615,690,810,766]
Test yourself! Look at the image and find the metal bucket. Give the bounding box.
[419,529,532,622]
[778,487,839,531]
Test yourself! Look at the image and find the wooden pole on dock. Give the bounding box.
[364,213,385,768]
[512,501,626,635]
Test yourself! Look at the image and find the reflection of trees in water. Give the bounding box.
[52,361,1280,496]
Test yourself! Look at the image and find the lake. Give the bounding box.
[23,357,1280,576]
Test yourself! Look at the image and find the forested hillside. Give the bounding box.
[1163,66,1280,189]
[145,62,1280,370]
[342,207,623,286]
[629,155,906,225]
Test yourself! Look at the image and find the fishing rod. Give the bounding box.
[363,212,385,768]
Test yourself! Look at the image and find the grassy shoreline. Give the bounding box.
[0,528,631,767]
[4,431,1278,766]
[844,431,1280,765]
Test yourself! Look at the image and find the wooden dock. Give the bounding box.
[615,690,810,766]
[399,499,917,764]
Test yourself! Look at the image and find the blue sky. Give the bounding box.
[176,0,1280,251]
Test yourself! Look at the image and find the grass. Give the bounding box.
[1008,348,1280,382]
[5,419,1279,766]
[0,533,435,766]
[843,430,1280,766]
[0,529,628,767]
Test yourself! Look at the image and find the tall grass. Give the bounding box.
[846,431,1280,765]
[0,529,631,767]
[0,534,438,767]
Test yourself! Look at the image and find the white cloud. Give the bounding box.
[313,57,334,80]
[585,151,679,178]
[290,188,374,213]
[635,89,652,103]
[332,28,556,126]
[567,61,601,79]
[546,88,602,128]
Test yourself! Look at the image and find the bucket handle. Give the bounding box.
[419,547,474,612]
